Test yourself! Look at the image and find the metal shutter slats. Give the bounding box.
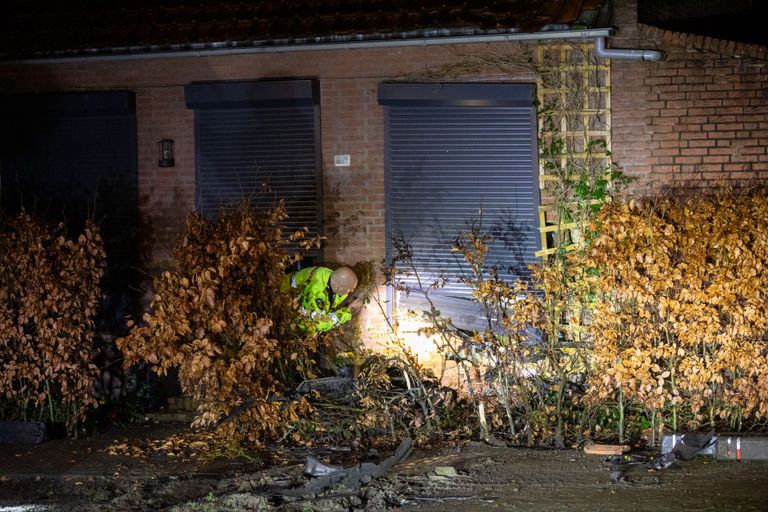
[0,91,139,330]
[0,94,138,264]
[382,85,539,328]
[196,106,321,238]
[186,81,322,244]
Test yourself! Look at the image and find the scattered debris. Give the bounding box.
[652,430,716,469]
[660,430,717,460]
[583,443,630,456]
[304,456,342,477]
[5,433,768,510]
[280,438,413,497]
[432,466,458,478]
[295,376,355,402]
[607,430,716,483]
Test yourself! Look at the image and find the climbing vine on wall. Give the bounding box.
[387,42,629,446]
[535,43,617,257]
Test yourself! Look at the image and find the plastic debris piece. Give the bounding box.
[281,437,413,497]
[304,457,342,477]
[433,466,458,478]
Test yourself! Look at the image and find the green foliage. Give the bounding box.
[539,109,632,235]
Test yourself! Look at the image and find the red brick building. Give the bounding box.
[1,0,766,337]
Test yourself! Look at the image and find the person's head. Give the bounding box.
[330,266,358,296]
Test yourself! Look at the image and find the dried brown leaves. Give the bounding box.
[117,201,323,447]
[583,193,768,426]
[0,213,105,433]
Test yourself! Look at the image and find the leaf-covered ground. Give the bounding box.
[1,422,767,511]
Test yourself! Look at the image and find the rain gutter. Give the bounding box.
[3,28,612,64]
[594,35,664,61]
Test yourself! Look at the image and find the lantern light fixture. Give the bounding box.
[158,139,175,167]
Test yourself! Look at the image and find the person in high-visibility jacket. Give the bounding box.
[281,266,358,333]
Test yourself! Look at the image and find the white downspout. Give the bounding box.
[594,36,664,61]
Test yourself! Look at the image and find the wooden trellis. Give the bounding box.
[535,43,611,258]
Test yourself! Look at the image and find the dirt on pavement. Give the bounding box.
[0,422,767,511]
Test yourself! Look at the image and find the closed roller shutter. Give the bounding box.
[0,91,139,330]
[379,83,540,329]
[186,80,322,242]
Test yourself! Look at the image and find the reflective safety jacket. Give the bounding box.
[281,266,352,333]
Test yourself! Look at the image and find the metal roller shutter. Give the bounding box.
[0,91,138,330]
[186,80,322,242]
[379,83,540,329]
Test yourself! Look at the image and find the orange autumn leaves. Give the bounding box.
[0,214,105,434]
[5,190,767,444]
[583,193,768,427]
[117,202,321,446]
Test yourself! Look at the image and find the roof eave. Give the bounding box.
[0,27,614,64]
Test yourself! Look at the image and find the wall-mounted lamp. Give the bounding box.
[158,139,175,167]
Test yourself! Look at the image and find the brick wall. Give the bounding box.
[320,76,385,265]
[0,45,533,339]
[611,23,768,192]
[0,45,532,273]
[2,16,766,341]
[135,86,196,270]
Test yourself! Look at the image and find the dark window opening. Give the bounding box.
[0,91,139,334]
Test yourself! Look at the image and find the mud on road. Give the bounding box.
[1,423,767,511]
